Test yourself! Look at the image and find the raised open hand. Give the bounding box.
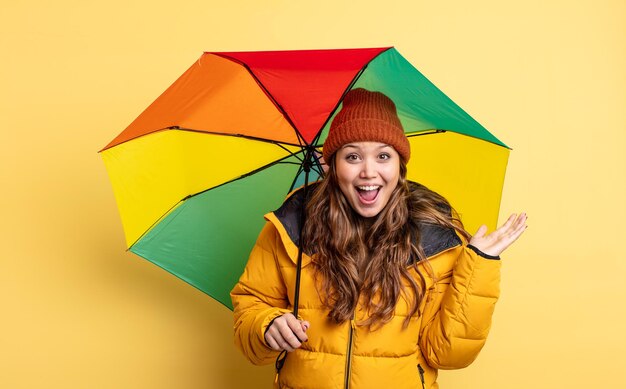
[469,213,527,257]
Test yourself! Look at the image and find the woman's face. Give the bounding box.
[334,141,401,218]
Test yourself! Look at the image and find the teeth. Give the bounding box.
[357,185,379,191]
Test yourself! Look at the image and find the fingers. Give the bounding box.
[507,212,528,241]
[473,224,488,239]
[495,213,518,236]
[494,213,527,239]
[264,314,310,352]
[264,332,282,351]
[282,315,309,345]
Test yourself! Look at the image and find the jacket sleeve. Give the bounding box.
[418,244,501,369]
[230,222,292,365]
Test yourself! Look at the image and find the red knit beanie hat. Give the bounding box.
[322,88,410,162]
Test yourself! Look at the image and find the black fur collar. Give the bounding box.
[272,182,461,260]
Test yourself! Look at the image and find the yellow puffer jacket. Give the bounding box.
[231,189,501,389]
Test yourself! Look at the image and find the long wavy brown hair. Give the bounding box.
[302,156,470,329]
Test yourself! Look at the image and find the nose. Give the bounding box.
[359,158,377,178]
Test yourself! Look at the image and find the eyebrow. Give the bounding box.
[341,143,392,150]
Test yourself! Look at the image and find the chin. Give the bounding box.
[351,204,384,219]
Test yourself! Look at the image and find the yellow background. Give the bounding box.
[1,0,624,388]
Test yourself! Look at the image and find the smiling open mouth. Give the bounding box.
[356,185,380,203]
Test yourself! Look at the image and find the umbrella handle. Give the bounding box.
[292,147,313,319]
[275,146,315,374]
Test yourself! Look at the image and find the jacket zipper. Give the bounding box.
[417,364,425,389]
[344,318,356,389]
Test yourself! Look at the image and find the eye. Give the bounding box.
[344,153,360,162]
[378,152,391,160]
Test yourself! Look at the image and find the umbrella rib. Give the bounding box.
[189,153,306,199]
[288,163,305,193]
[274,143,303,162]
[406,129,447,138]
[100,126,305,152]
[311,161,324,177]
[211,53,308,148]
[128,152,307,249]
[175,126,305,148]
[287,147,325,192]
[310,152,325,177]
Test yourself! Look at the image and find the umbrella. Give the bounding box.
[100,47,510,309]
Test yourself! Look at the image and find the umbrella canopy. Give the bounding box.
[101,47,509,309]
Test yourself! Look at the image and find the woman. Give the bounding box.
[231,88,527,388]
